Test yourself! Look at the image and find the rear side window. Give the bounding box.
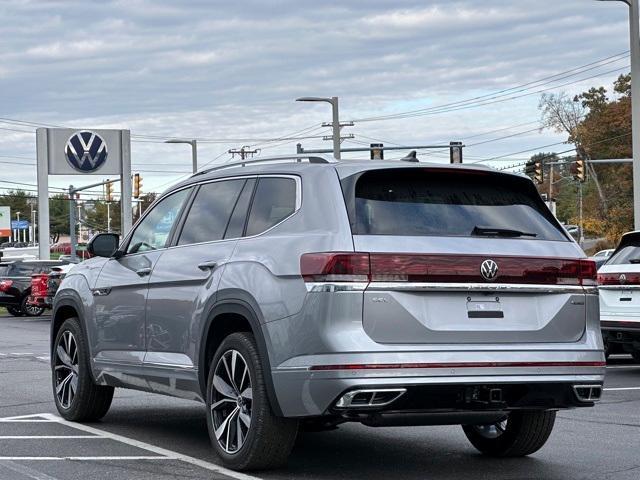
[348,169,566,241]
[606,245,640,265]
[178,179,245,245]
[245,178,297,237]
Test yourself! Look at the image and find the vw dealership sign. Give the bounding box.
[42,128,123,176]
[65,130,108,172]
[36,127,132,259]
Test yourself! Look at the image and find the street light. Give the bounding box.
[165,139,198,173]
[597,0,640,228]
[296,96,341,159]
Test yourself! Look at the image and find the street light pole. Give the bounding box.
[296,96,341,159]
[598,0,640,228]
[165,139,198,173]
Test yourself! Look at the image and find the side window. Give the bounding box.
[224,178,256,239]
[245,177,297,237]
[178,179,245,245]
[126,189,190,254]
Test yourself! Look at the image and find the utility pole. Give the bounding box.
[579,182,585,247]
[107,202,111,233]
[597,0,640,228]
[228,146,259,160]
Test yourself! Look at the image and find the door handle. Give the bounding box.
[136,267,152,276]
[198,261,218,271]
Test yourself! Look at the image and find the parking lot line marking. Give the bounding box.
[0,435,99,439]
[604,386,640,391]
[0,456,178,461]
[0,414,51,421]
[0,420,55,423]
[40,413,264,480]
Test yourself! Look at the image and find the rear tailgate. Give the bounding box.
[341,167,592,344]
[598,238,640,326]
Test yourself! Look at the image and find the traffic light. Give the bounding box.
[525,160,536,178]
[525,159,544,184]
[574,157,586,182]
[370,143,384,160]
[534,159,544,185]
[105,179,113,202]
[133,173,142,199]
[449,141,463,164]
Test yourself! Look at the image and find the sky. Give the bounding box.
[0,0,632,198]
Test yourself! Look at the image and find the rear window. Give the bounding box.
[348,169,566,241]
[606,245,640,266]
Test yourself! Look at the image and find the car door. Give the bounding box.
[144,177,254,377]
[91,188,192,366]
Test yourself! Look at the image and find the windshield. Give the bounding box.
[348,169,567,241]
[0,264,13,276]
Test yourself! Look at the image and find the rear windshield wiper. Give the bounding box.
[471,226,537,238]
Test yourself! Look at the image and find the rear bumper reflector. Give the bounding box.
[309,361,606,371]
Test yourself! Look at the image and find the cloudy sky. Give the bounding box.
[0,0,631,196]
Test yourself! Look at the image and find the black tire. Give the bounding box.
[206,332,298,471]
[21,295,44,317]
[52,317,114,421]
[6,306,23,317]
[463,410,556,457]
[603,336,611,360]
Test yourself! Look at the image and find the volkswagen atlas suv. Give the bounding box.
[50,155,605,471]
[597,231,640,360]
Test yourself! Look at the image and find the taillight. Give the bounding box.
[301,253,597,286]
[300,253,370,282]
[31,274,49,297]
[0,280,13,292]
[598,272,640,285]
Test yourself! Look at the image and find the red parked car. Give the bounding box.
[28,265,74,310]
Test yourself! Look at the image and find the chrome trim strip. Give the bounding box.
[598,285,640,290]
[366,282,590,294]
[305,282,368,292]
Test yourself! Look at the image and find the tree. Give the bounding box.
[539,75,634,245]
[49,194,70,244]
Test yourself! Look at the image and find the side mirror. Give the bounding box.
[87,233,120,258]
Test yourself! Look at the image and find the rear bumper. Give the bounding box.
[0,294,19,306]
[271,351,605,417]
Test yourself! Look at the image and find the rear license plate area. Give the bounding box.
[466,297,504,319]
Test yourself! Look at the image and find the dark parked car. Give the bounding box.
[0,260,69,316]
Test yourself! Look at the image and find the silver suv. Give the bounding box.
[51,155,605,471]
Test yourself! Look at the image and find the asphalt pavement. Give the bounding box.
[1,313,639,480]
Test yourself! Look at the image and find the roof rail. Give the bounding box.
[194,154,337,176]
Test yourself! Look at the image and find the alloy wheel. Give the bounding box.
[54,331,79,409]
[24,303,44,316]
[473,419,508,439]
[210,349,252,454]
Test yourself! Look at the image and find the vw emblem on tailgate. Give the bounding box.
[480,259,499,281]
[619,274,627,284]
[65,130,108,172]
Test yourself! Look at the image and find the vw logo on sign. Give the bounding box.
[65,130,108,172]
[480,259,499,281]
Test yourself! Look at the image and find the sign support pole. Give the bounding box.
[36,128,50,260]
[120,130,133,235]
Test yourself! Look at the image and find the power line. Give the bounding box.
[349,51,630,122]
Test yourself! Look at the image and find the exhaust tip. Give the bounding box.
[335,388,407,409]
[573,384,603,402]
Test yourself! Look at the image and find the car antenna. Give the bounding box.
[400,150,418,162]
